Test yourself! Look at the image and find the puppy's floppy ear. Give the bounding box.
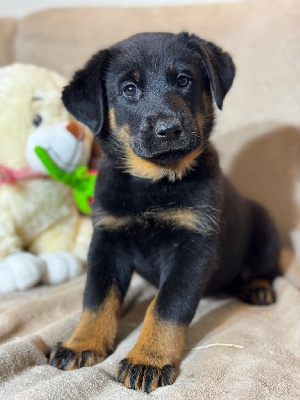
[62,49,110,136]
[182,33,235,110]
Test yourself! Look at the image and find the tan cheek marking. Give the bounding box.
[118,126,131,141]
[122,143,170,181]
[108,109,132,156]
[122,144,203,182]
[197,92,214,128]
[63,286,121,355]
[203,92,213,111]
[109,108,117,131]
[124,296,187,369]
[173,148,203,180]
[109,108,131,140]
[197,113,206,130]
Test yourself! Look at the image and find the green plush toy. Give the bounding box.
[35,146,97,215]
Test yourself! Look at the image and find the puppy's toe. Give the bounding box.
[116,358,177,393]
[49,343,106,370]
[240,279,276,305]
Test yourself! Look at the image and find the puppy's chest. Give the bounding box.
[93,175,220,236]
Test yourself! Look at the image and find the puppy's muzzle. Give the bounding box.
[132,115,197,163]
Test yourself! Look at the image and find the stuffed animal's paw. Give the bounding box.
[40,251,84,285]
[0,252,45,292]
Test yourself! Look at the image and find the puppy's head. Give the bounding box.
[63,32,235,181]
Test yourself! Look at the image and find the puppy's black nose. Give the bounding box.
[154,120,183,141]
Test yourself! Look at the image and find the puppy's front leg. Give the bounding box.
[117,238,215,392]
[116,295,187,392]
[50,229,133,370]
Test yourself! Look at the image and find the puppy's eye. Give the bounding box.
[33,114,43,127]
[177,75,191,88]
[123,84,138,98]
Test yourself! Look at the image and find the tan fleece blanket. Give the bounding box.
[0,266,300,399]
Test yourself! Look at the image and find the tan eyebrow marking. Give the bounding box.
[132,70,141,80]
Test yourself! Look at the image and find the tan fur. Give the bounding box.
[246,278,273,290]
[93,211,131,230]
[156,207,214,232]
[132,70,141,80]
[59,285,121,368]
[123,144,202,182]
[122,295,186,371]
[197,92,214,130]
[203,92,213,113]
[108,107,117,131]
[109,108,130,140]
[93,204,220,235]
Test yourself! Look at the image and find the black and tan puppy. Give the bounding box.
[50,32,280,392]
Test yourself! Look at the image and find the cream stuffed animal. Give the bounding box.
[0,64,94,292]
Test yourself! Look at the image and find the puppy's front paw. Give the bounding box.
[50,342,111,370]
[116,357,177,393]
[50,290,121,371]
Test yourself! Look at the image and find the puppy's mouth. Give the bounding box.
[146,149,190,165]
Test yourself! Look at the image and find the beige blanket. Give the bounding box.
[0,267,300,399]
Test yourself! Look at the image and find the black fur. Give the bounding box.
[53,32,280,390]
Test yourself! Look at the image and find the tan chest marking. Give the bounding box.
[93,205,220,235]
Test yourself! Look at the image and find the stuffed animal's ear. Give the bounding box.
[182,33,235,110]
[62,49,110,136]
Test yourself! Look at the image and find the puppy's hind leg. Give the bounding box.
[239,201,281,306]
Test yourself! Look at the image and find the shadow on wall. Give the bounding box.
[225,125,300,250]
